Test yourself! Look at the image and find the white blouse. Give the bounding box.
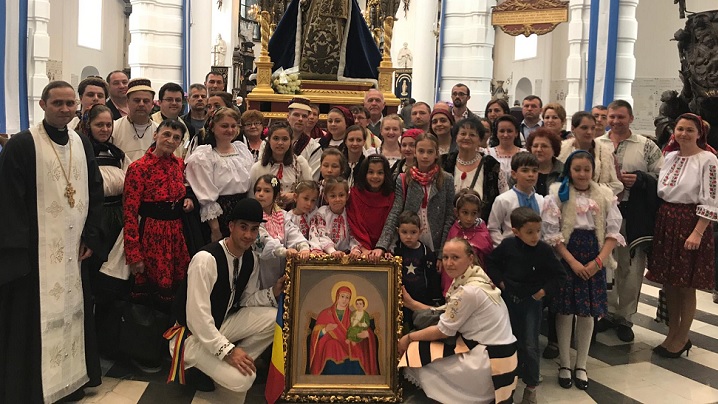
[285,209,316,240]
[542,192,625,246]
[185,142,254,222]
[99,153,132,197]
[659,151,718,221]
[249,155,313,194]
[309,205,360,253]
[486,146,526,178]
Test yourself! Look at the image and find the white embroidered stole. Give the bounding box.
[32,123,90,402]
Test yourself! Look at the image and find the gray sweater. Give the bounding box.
[376,171,455,257]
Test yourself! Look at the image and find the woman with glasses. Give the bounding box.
[186,108,254,243]
[239,110,265,162]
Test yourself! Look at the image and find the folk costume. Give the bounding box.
[249,155,312,194]
[257,205,311,288]
[123,148,190,309]
[558,138,624,196]
[112,116,159,162]
[442,151,504,222]
[444,218,493,295]
[309,205,361,254]
[647,149,718,289]
[285,209,316,239]
[185,142,254,238]
[168,238,277,398]
[399,265,518,404]
[0,121,104,403]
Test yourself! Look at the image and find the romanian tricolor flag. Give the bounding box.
[265,293,285,404]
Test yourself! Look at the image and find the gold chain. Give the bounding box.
[45,134,76,208]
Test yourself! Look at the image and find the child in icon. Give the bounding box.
[346,297,372,344]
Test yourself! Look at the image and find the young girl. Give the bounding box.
[320,106,355,151]
[249,121,312,208]
[347,155,396,252]
[286,180,320,239]
[254,174,312,288]
[318,148,348,206]
[372,133,455,258]
[542,151,624,390]
[367,114,403,175]
[395,128,422,179]
[309,177,362,258]
[344,125,367,187]
[444,189,493,295]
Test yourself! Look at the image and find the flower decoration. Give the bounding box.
[271,177,279,187]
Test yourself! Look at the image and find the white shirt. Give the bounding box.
[185,142,254,222]
[488,188,544,247]
[185,240,277,360]
[249,156,313,194]
[658,151,718,221]
[111,117,159,162]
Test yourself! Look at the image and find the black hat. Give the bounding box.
[226,198,266,223]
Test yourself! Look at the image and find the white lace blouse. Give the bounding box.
[185,142,254,222]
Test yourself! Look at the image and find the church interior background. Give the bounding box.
[5,0,718,403]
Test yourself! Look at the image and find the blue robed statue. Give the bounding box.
[268,0,382,81]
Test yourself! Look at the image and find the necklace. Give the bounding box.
[45,134,76,208]
[132,121,151,139]
[457,154,481,165]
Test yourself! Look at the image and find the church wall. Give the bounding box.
[188,0,213,86]
[493,28,557,109]
[47,0,127,87]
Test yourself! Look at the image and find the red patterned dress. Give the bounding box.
[124,148,190,308]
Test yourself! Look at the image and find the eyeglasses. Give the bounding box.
[452,92,467,97]
[162,97,183,104]
[244,122,262,127]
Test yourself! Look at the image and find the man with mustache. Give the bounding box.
[111,78,159,162]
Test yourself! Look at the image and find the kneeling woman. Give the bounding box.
[399,238,518,404]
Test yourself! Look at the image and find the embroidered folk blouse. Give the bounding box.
[309,205,360,253]
[542,192,625,247]
[658,150,718,221]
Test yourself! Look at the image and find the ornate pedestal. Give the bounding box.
[246,80,400,120]
[246,12,400,120]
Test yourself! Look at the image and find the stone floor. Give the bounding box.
[71,280,718,403]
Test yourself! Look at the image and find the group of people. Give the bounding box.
[0,74,716,404]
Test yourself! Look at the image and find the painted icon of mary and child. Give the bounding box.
[308,281,380,375]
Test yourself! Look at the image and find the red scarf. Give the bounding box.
[410,164,440,208]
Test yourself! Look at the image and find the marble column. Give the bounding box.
[564,0,588,118]
[210,0,241,90]
[614,0,639,106]
[128,0,183,89]
[439,0,496,113]
[28,0,51,126]
[411,0,439,104]
[189,0,212,85]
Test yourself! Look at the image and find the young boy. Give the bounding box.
[488,152,543,247]
[485,207,566,404]
[391,211,443,329]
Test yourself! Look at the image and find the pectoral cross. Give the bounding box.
[65,183,76,208]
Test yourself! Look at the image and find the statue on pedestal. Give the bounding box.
[269,0,382,81]
[397,43,412,68]
[212,34,227,66]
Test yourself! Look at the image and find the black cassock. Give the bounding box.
[0,122,104,403]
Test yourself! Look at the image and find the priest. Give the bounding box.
[0,81,104,403]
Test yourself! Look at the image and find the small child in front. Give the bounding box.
[391,211,443,329]
[485,207,565,404]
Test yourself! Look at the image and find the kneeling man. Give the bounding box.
[170,198,286,400]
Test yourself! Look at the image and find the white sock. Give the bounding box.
[555,314,574,378]
[574,315,594,381]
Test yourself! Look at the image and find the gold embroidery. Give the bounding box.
[49,282,65,300]
[45,201,63,218]
[47,161,62,181]
[50,239,64,264]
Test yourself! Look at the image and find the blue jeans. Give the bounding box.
[505,293,543,387]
